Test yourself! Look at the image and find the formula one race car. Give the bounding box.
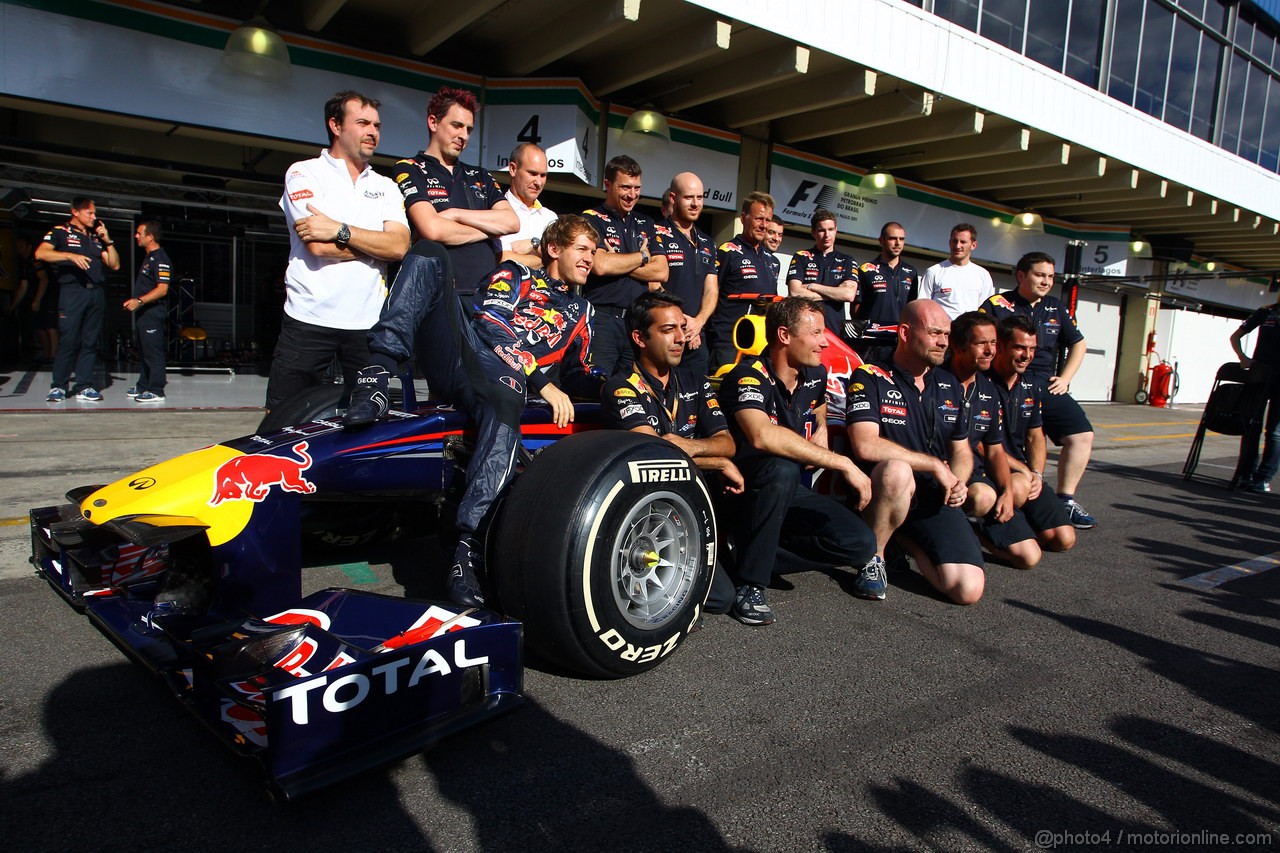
[29,298,870,799]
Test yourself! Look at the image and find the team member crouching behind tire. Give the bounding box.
[343,214,600,607]
[601,291,744,620]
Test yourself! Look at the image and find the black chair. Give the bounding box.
[1183,362,1267,485]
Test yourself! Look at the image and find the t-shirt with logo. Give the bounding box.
[943,361,1004,477]
[708,236,778,352]
[579,205,665,310]
[845,361,968,469]
[41,224,108,288]
[787,246,858,335]
[134,247,172,310]
[656,217,715,313]
[987,369,1043,465]
[718,355,826,463]
[395,152,506,295]
[980,290,1084,381]
[855,257,918,327]
[601,362,726,439]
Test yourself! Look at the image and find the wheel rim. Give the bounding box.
[610,491,702,630]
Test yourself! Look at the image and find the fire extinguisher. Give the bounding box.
[1149,361,1179,407]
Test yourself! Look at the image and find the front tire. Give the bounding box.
[490,431,715,678]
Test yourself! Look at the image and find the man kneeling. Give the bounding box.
[344,214,598,607]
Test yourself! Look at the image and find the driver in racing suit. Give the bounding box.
[344,214,600,607]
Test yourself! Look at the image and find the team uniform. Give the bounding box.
[367,245,594,540]
[656,217,716,376]
[43,223,110,396]
[918,260,994,319]
[718,357,875,591]
[989,369,1073,534]
[846,361,985,568]
[855,257,918,328]
[707,237,777,368]
[131,247,172,397]
[498,190,557,256]
[269,150,408,409]
[394,152,506,296]
[787,247,858,341]
[980,290,1093,442]
[1236,303,1280,486]
[579,205,665,378]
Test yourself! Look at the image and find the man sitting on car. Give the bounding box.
[601,290,743,621]
[343,215,600,608]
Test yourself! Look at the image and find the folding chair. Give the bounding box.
[1182,362,1267,485]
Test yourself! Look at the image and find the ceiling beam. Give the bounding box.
[592,19,732,95]
[660,44,810,112]
[718,69,877,127]
[775,91,933,143]
[953,158,1109,194]
[407,0,509,56]
[914,141,1068,182]
[877,127,1029,170]
[830,109,983,157]
[301,0,348,31]
[505,0,642,76]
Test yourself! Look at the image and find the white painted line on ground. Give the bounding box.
[1178,551,1280,590]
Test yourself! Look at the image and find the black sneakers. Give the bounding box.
[343,365,391,428]
[731,584,776,626]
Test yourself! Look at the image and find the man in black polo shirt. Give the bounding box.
[602,291,743,621]
[122,220,172,403]
[855,221,918,328]
[36,196,120,402]
[394,87,518,297]
[707,191,778,370]
[655,172,717,378]
[946,312,1044,571]
[787,207,858,342]
[1230,295,1280,492]
[981,251,1097,529]
[988,314,1077,554]
[718,297,876,625]
[580,155,669,377]
[846,299,986,605]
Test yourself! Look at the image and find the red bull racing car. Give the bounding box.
[29,300,872,800]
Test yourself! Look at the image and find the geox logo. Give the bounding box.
[627,459,692,484]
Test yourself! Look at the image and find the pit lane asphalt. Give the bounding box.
[1,404,1277,852]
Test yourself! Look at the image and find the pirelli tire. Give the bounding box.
[490,430,716,679]
[257,382,345,433]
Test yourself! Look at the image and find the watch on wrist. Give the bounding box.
[530,237,541,252]
[335,223,351,249]
[640,249,650,266]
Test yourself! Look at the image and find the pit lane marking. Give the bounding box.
[1109,433,1196,441]
[1178,551,1280,590]
[1097,421,1201,428]
[0,517,26,527]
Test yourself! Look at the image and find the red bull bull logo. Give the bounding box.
[209,442,317,506]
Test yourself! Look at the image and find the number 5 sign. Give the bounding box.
[481,84,599,186]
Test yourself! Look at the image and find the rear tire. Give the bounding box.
[490,431,715,678]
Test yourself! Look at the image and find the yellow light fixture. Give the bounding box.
[222,16,291,80]
[1129,238,1151,258]
[1014,209,1044,233]
[861,171,898,197]
[1203,259,1218,272]
[621,108,671,145]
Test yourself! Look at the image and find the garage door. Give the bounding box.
[1070,288,1123,402]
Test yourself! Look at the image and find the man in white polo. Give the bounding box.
[267,90,410,411]
[918,222,994,320]
[498,142,558,269]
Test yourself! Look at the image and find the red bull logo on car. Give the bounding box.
[209,442,317,506]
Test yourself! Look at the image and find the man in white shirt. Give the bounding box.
[268,90,410,411]
[498,143,558,269]
[918,223,993,319]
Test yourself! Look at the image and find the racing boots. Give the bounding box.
[343,365,391,429]
[448,535,487,609]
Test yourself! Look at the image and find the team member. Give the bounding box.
[989,315,1077,554]
[395,87,518,296]
[706,192,778,369]
[787,208,858,341]
[918,223,994,319]
[718,297,876,625]
[946,312,1042,570]
[855,222,918,328]
[765,214,788,291]
[602,291,743,620]
[580,155,668,377]
[656,172,717,377]
[122,221,171,403]
[267,90,410,412]
[981,252,1097,528]
[1229,294,1280,492]
[846,300,986,605]
[344,215,597,607]
[37,196,120,402]
[498,142,557,269]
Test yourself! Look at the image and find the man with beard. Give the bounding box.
[846,300,986,605]
[718,297,876,625]
[343,215,599,608]
[655,172,717,377]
